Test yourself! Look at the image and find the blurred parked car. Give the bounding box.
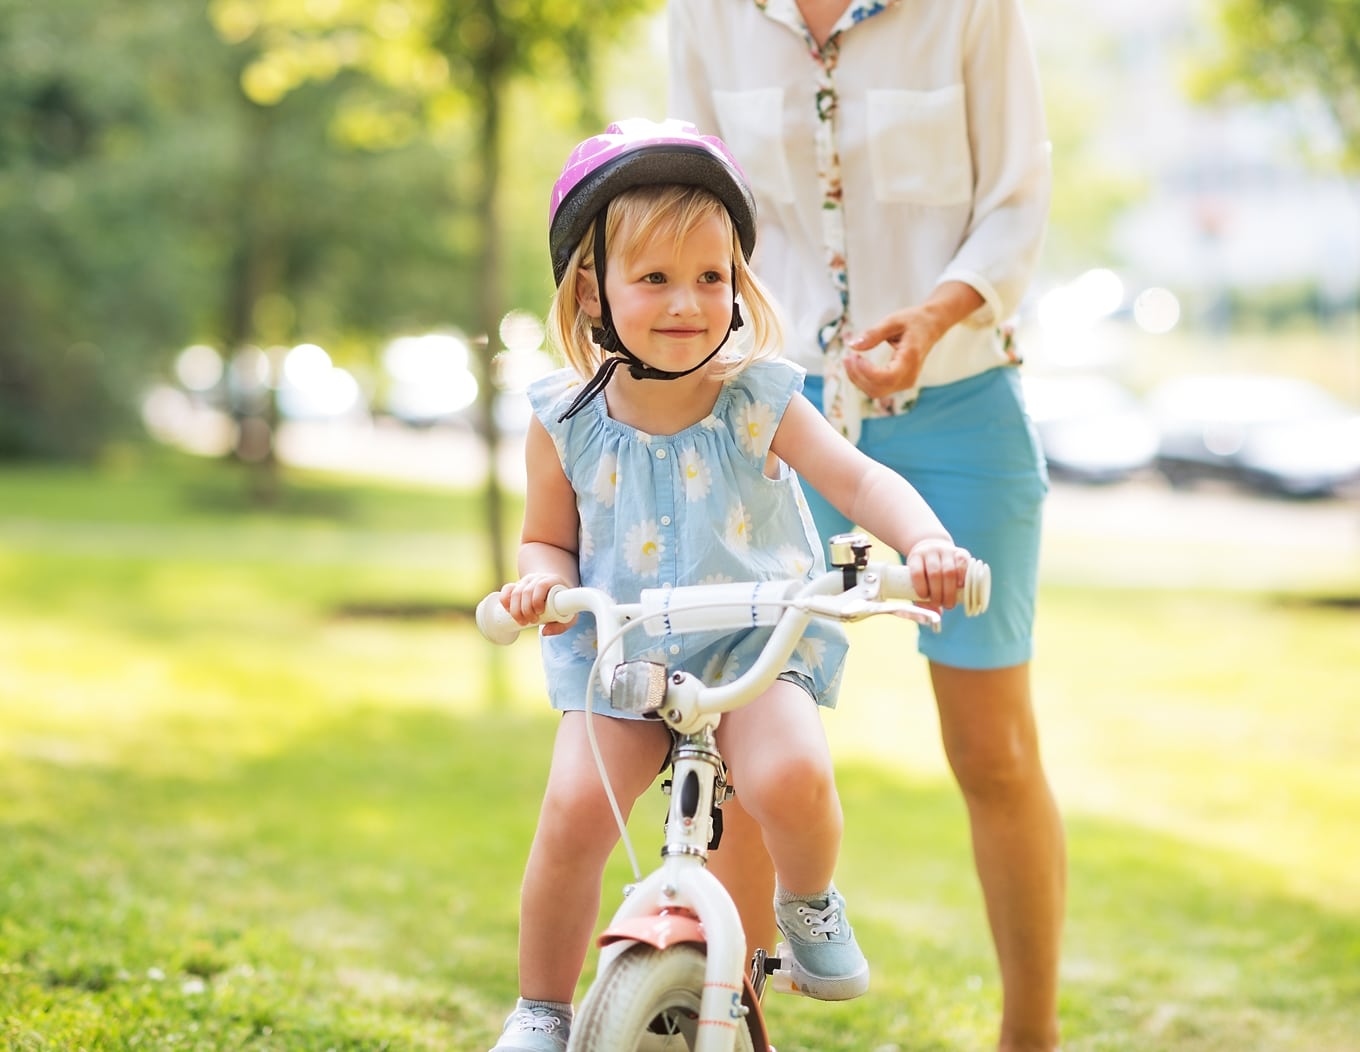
[1148,374,1360,498]
[1022,373,1160,484]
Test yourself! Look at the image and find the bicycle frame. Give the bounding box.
[475,534,991,1052]
[593,678,763,1052]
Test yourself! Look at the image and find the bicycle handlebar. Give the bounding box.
[474,557,990,646]
[476,554,989,728]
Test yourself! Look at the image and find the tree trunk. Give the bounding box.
[223,96,281,505]
[468,11,511,590]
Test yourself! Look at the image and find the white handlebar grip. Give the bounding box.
[540,584,574,624]
[475,591,522,645]
[475,585,577,645]
[962,558,991,617]
[879,558,990,616]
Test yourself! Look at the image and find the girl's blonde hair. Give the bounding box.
[546,184,784,382]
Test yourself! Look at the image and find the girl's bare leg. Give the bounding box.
[516,712,672,1002]
[711,664,1064,1052]
[716,682,841,896]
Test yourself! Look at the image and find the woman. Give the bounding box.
[668,3,1066,1050]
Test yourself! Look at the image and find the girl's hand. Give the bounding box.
[499,572,576,636]
[905,539,972,611]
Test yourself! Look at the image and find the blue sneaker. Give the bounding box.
[489,999,571,1052]
[772,884,870,1001]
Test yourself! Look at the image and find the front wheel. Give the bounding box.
[568,944,756,1052]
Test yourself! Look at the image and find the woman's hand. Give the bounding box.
[905,539,973,611]
[499,572,576,636]
[844,281,985,399]
[844,306,941,398]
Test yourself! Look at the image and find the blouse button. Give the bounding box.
[655,448,667,459]
[669,644,680,655]
[660,515,672,526]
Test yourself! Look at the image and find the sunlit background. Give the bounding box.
[4,0,1355,584]
[113,3,1360,514]
[3,4,1359,1049]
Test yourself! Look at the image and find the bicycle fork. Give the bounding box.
[594,728,771,1052]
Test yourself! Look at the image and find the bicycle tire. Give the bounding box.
[568,944,757,1052]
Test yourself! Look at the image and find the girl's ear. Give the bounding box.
[575,265,601,318]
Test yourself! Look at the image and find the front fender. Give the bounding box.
[598,910,706,951]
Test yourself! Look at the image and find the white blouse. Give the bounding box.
[668,0,1052,441]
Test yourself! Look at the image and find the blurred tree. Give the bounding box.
[0,0,478,464]
[428,0,656,584]
[0,1,214,458]
[1197,0,1360,171]
[230,0,657,578]
[1,0,657,492]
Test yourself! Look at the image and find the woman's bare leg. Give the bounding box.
[931,661,1064,1052]
[706,793,778,961]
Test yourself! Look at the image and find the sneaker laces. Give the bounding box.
[795,900,843,939]
[509,1006,565,1035]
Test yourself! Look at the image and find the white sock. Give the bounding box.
[775,882,834,906]
[518,997,573,1020]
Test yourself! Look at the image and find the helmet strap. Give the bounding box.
[557,206,744,423]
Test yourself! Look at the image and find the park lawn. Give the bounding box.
[1,451,1357,1051]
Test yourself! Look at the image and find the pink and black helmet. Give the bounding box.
[548,117,757,286]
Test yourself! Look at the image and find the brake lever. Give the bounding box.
[799,596,942,630]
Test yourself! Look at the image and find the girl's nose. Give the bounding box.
[668,284,699,314]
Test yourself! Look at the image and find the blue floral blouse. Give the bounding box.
[528,359,849,717]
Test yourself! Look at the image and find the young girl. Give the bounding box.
[488,118,973,1052]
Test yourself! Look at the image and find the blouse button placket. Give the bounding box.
[652,440,680,660]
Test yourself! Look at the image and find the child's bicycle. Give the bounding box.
[476,533,991,1052]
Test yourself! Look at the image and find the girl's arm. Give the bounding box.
[501,416,581,632]
[772,394,970,608]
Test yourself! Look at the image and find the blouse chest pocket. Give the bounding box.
[867,86,973,207]
[711,88,797,204]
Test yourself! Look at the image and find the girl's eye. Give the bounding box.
[642,272,666,284]
[699,271,725,285]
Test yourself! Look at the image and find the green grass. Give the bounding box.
[2,450,1358,1050]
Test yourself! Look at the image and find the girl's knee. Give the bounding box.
[740,752,839,823]
[533,783,623,862]
[539,769,620,830]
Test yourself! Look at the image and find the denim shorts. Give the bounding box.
[801,366,1048,670]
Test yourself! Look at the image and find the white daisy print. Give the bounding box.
[579,520,595,564]
[774,544,814,579]
[701,652,728,686]
[734,399,777,457]
[637,646,670,668]
[795,635,827,673]
[593,453,619,508]
[625,519,663,577]
[571,625,599,662]
[725,503,753,552]
[680,447,712,502]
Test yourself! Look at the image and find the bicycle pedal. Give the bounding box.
[764,943,800,996]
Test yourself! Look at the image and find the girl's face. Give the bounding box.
[578,214,736,373]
